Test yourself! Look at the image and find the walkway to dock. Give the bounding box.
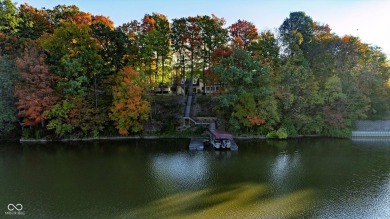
[183,95,216,128]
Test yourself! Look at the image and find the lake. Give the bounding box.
[1,138,390,218]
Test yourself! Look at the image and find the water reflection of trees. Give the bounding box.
[151,152,210,193]
[123,182,315,219]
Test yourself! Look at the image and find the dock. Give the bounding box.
[188,138,238,151]
[189,138,205,151]
[230,141,239,151]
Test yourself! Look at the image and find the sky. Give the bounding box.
[19,0,390,57]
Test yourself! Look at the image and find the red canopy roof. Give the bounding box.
[209,129,233,139]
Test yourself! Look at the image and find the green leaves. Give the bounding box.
[92,22,130,74]
[213,48,278,134]
[279,12,314,56]
[215,48,270,93]
[0,0,22,35]
[41,22,104,96]
[0,56,18,137]
[45,100,74,137]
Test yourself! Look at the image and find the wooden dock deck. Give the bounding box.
[189,138,205,151]
[189,138,238,151]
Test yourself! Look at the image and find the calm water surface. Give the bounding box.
[1,138,390,218]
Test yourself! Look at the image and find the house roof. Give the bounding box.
[209,129,233,139]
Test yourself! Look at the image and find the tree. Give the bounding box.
[320,75,349,136]
[198,15,227,93]
[171,17,188,93]
[232,92,265,133]
[277,52,321,135]
[92,15,114,30]
[205,46,233,89]
[0,55,18,137]
[214,48,270,95]
[279,12,314,56]
[152,13,171,93]
[117,20,141,68]
[0,32,19,58]
[213,48,279,133]
[229,19,258,49]
[67,11,92,26]
[0,0,21,35]
[45,99,74,137]
[45,4,80,27]
[171,16,203,95]
[91,22,130,75]
[184,16,203,95]
[17,3,51,39]
[41,22,104,106]
[249,31,280,68]
[67,95,110,137]
[110,66,150,135]
[14,45,60,128]
[137,15,158,85]
[361,47,390,118]
[305,22,337,83]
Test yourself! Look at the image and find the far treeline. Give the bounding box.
[1,0,389,139]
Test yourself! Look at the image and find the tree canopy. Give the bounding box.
[0,1,389,139]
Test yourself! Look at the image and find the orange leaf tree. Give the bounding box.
[110,66,150,135]
[228,19,258,49]
[15,45,60,128]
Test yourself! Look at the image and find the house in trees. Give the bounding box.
[175,78,223,95]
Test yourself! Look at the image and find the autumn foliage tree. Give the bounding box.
[229,19,258,49]
[45,5,81,27]
[110,66,150,135]
[14,46,60,128]
[17,3,52,39]
[1,0,390,139]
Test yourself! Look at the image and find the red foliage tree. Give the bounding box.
[229,19,258,49]
[247,115,265,126]
[15,46,60,127]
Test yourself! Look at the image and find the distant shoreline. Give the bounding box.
[17,134,330,143]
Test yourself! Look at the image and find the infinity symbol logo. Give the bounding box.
[7,204,23,211]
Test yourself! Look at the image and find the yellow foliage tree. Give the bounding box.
[110,66,150,135]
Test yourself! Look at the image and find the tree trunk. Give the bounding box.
[94,75,98,108]
[155,53,159,83]
[161,56,165,94]
[149,62,152,85]
[182,54,186,96]
[202,48,206,94]
[189,50,194,96]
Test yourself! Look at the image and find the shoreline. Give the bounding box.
[14,127,390,143]
[18,134,330,143]
[13,134,390,143]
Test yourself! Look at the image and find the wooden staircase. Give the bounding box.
[183,95,216,128]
